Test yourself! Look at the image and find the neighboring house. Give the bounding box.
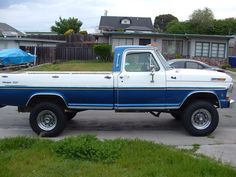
[0,23,64,50]
[96,16,233,66]
[97,16,154,45]
[229,35,236,56]
[0,22,25,37]
[99,16,154,32]
[0,23,65,64]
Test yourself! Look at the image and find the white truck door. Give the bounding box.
[115,50,167,110]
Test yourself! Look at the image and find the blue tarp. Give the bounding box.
[0,48,36,66]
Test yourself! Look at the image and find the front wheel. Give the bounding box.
[29,102,67,137]
[182,101,219,136]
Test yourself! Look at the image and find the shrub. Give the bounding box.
[222,64,231,69]
[79,30,88,35]
[64,29,74,36]
[93,44,112,61]
[52,135,122,163]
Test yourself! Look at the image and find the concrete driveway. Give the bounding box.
[0,72,235,167]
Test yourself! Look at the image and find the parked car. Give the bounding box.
[168,59,225,72]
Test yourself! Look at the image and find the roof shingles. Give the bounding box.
[99,16,154,32]
[0,23,25,37]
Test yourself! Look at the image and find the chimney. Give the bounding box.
[104,10,108,16]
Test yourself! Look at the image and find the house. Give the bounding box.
[99,16,154,32]
[229,35,236,56]
[96,16,233,66]
[97,16,154,45]
[0,23,65,64]
[0,23,64,50]
[0,22,25,37]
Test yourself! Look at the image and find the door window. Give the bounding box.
[186,61,202,69]
[171,61,185,68]
[125,52,160,72]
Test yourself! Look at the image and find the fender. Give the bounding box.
[26,92,68,107]
[179,91,221,108]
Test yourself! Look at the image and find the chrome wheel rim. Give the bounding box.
[37,110,57,131]
[191,109,212,130]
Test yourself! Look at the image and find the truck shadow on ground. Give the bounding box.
[66,116,183,132]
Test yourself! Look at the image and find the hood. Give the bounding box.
[166,69,233,83]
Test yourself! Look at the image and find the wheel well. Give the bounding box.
[180,92,219,110]
[27,95,67,109]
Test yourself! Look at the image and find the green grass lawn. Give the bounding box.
[29,60,113,71]
[0,135,235,177]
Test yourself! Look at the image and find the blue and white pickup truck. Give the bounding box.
[0,46,234,137]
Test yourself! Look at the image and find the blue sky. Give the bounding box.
[0,0,236,33]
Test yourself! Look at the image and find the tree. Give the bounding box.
[166,20,192,34]
[51,17,83,34]
[154,14,178,32]
[212,18,236,35]
[166,8,236,35]
[189,7,214,34]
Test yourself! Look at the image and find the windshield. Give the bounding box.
[155,49,173,70]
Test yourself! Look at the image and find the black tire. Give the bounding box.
[66,112,77,121]
[29,102,67,137]
[170,111,182,121]
[182,101,219,136]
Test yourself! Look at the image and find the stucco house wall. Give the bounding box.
[96,32,232,66]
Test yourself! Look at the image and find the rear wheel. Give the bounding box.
[182,101,219,136]
[29,102,67,137]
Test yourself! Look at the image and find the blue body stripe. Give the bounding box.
[0,86,229,108]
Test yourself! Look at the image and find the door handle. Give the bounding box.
[1,75,8,78]
[52,75,59,78]
[104,75,111,79]
[171,76,176,79]
[119,75,129,79]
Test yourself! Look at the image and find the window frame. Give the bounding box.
[112,38,134,46]
[162,40,183,56]
[124,51,160,72]
[211,43,226,58]
[195,41,210,57]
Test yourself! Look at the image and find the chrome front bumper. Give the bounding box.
[230,99,235,108]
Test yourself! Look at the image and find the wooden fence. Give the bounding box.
[23,34,98,64]
[56,44,96,61]
[21,44,97,64]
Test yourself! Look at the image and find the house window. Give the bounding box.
[195,42,210,57]
[211,43,226,58]
[139,39,151,45]
[121,18,131,25]
[112,38,133,48]
[162,40,183,56]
